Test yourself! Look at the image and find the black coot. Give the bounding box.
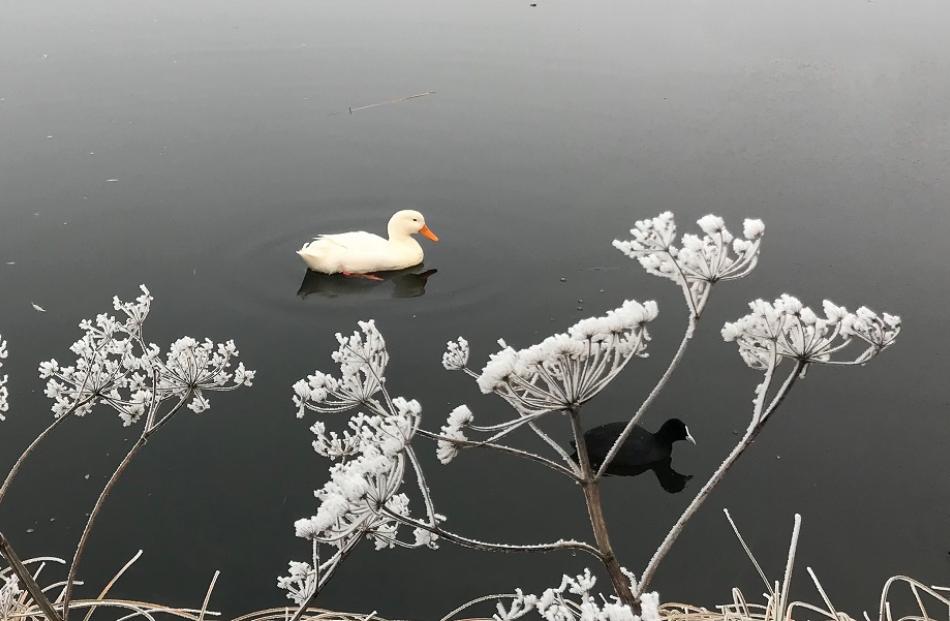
[570,418,695,493]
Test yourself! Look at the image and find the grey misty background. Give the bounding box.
[0,0,948,618]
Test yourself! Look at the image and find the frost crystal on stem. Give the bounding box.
[0,337,8,420]
[437,405,473,464]
[0,574,21,619]
[613,212,764,313]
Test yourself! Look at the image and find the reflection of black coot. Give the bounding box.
[297,268,438,299]
[571,419,695,494]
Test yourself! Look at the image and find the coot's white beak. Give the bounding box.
[685,426,696,445]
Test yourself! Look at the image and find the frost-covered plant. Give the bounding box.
[488,570,660,621]
[721,296,901,369]
[0,285,254,621]
[284,321,602,618]
[612,212,764,315]
[470,300,657,413]
[636,295,900,593]
[287,212,902,619]
[282,322,438,609]
[0,574,22,620]
[35,287,253,427]
[0,336,8,420]
[0,549,224,621]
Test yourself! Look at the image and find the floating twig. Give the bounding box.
[347,91,436,114]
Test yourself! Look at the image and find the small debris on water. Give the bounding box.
[105,178,119,183]
[31,302,47,313]
[348,90,436,114]
[84,474,90,480]
[559,276,567,282]
[26,528,34,534]
[6,261,15,265]
[49,517,56,522]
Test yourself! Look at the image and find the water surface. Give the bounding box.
[1,0,948,618]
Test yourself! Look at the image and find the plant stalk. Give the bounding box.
[0,414,73,505]
[0,530,65,621]
[596,311,698,479]
[61,396,189,620]
[636,360,805,595]
[61,436,146,620]
[569,409,637,611]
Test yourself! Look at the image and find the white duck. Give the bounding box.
[297,210,439,277]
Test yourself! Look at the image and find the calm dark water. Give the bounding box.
[1,0,948,618]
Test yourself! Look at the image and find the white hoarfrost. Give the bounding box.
[450,299,657,412]
[442,337,470,371]
[492,569,660,621]
[283,321,444,607]
[35,285,254,427]
[437,405,474,464]
[0,574,22,619]
[434,300,658,468]
[722,294,901,369]
[0,336,8,420]
[613,212,764,311]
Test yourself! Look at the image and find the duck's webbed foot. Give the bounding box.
[342,271,384,281]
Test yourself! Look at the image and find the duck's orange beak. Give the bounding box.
[419,224,439,242]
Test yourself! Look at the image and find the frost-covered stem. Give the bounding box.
[636,360,805,595]
[528,421,578,471]
[568,409,637,610]
[0,412,71,505]
[287,536,364,621]
[438,593,517,621]
[0,390,99,506]
[61,437,145,619]
[62,395,190,619]
[0,530,65,621]
[416,429,579,480]
[595,304,702,480]
[381,507,605,559]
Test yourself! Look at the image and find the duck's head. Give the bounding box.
[389,210,439,242]
[657,418,696,446]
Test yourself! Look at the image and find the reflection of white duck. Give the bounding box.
[297,210,439,277]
